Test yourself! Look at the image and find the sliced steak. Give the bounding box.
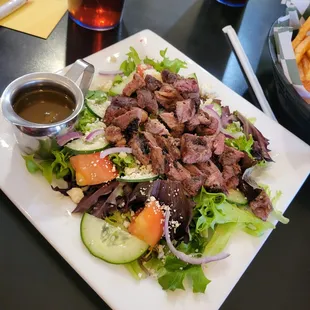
[174,78,199,95]
[103,96,137,125]
[196,161,224,191]
[143,132,165,174]
[105,125,125,144]
[249,190,273,221]
[123,73,146,97]
[112,108,148,131]
[166,159,191,182]
[186,114,200,132]
[111,95,138,108]
[137,88,158,115]
[145,74,162,91]
[222,163,241,190]
[219,145,244,166]
[213,133,225,155]
[128,134,150,166]
[182,164,206,196]
[145,118,169,136]
[156,136,181,160]
[175,99,196,123]
[180,133,212,164]
[159,112,184,137]
[161,69,179,84]
[196,116,219,136]
[155,84,183,111]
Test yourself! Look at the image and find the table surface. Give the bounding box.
[1,0,309,309]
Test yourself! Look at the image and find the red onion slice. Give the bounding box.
[85,129,105,142]
[98,70,123,76]
[56,132,83,146]
[201,105,221,137]
[100,147,133,159]
[164,209,230,265]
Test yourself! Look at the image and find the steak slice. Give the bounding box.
[137,88,158,115]
[175,99,196,123]
[155,84,183,111]
[145,118,169,136]
[159,112,184,137]
[145,74,162,91]
[173,78,199,95]
[180,133,212,164]
[103,96,137,125]
[161,69,179,84]
[156,136,181,160]
[196,161,224,191]
[123,73,146,96]
[249,190,273,221]
[128,134,150,166]
[166,159,191,182]
[213,133,225,155]
[182,164,206,196]
[112,108,148,131]
[196,116,219,136]
[219,145,244,166]
[143,132,165,175]
[222,163,241,190]
[105,125,125,146]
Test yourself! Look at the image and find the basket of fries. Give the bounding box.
[268,0,310,131]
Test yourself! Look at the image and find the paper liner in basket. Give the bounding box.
[273,0,310,101]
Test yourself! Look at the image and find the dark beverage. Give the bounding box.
[216,0,248,7]
[68,0,125,31]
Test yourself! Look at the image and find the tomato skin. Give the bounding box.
[136,64,153,77]
[70,153,118,186]
[128,200,164,247]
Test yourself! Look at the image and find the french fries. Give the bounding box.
[292,17,310,91]
[292,17,310,49]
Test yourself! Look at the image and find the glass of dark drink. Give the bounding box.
[216,0,248,7]
[68,0,125,31]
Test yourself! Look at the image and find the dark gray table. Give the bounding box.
[1,0,309,309]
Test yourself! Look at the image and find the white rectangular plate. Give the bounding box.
[1,30,310,310]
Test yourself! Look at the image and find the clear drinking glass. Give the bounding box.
[216,0,248,8]
[68,0,125,31]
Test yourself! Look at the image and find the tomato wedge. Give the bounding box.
[70,153,118,186]
[128,200,164,247]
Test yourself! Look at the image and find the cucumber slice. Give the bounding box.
[110,72,134,95]
[81,213,149,264]
[85,99,110,119]
[226,189,248,205]
[65,136,109,154]
[117,175,159,183]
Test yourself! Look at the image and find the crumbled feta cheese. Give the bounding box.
[118,152,128,159]
[199,83,217,98]
[143,68,162,82]
[157,244,165,259]
[121,164,156,180]
[67,188,84,204]
[123,220,130,228]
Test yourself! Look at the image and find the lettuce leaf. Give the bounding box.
[75,108,97,133]
[23,150,74,183]
[203,223,237,256]
[193,188,274,236]
[225,134,254,158]
[158,255,210,293]
[109,153,136,175]
[120,47,141,76]
[144,48,187,73]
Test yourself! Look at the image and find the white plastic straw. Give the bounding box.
[222,25,278,122]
